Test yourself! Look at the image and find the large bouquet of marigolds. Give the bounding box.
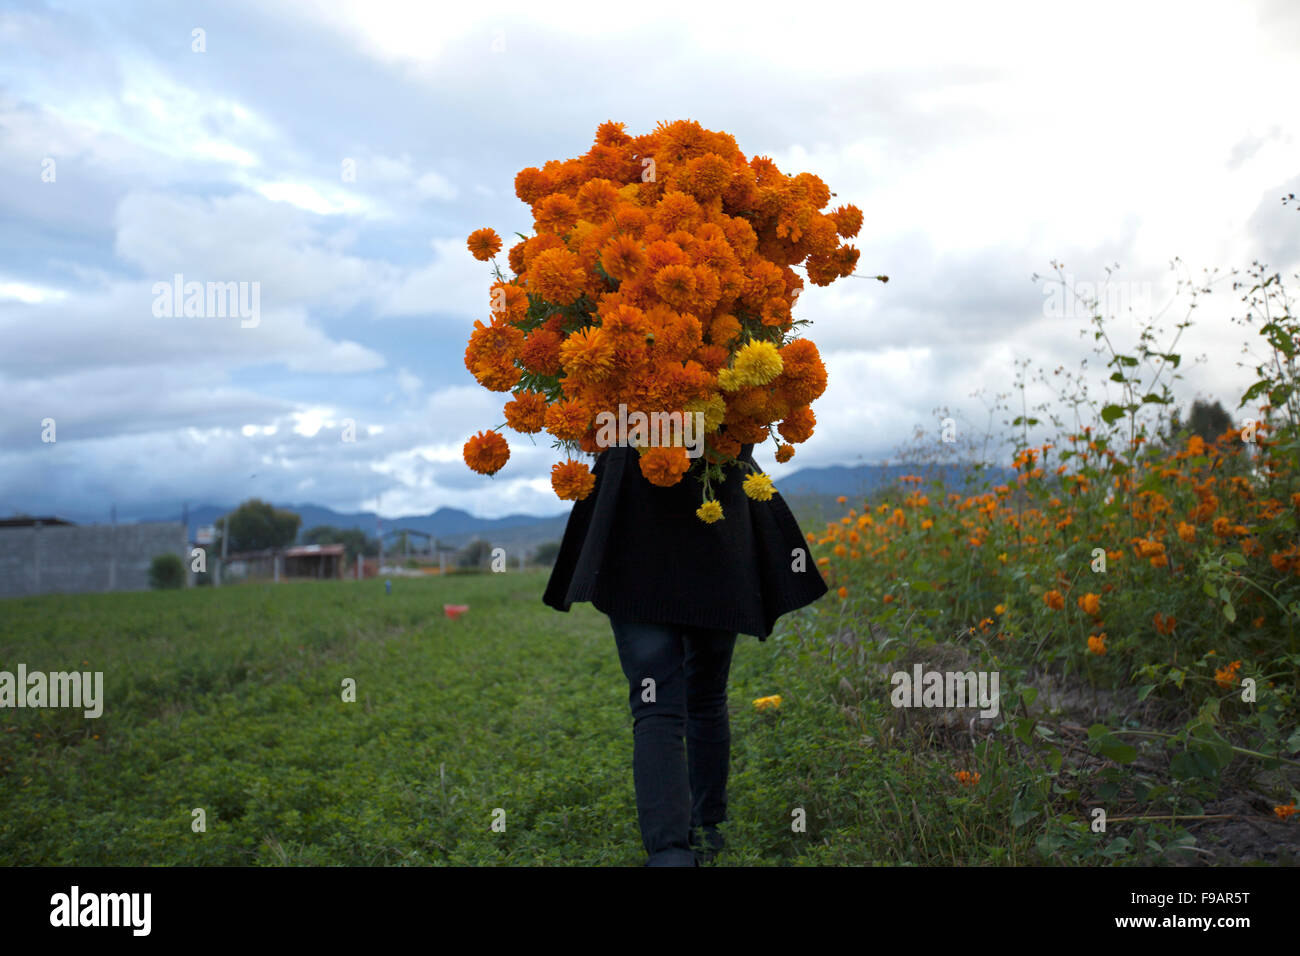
[461,119,876,523]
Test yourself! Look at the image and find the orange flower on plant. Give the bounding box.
[503,391,548,434]
[463,430,510,475]
[551,459,596,501]
[637,444,691,487]
[544,398,592,442]
[1153,612,1177,636]
[777,405,816,444]
[1274,802,1297,821]
[467,227,502,261]
[559,326,617,383]
[1043,589,1065,611]
[527,247,587,303]
[1077,592,1101,617]
[1088,633,1108,655]
[953,771,980,787]
[1214,660,1242,689]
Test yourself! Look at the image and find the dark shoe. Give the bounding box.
[691,825,725,864]
[643,847,698,866]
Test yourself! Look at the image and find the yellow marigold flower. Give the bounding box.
[743,472,776,501]
[696,499,724,523]
[717,368,741,392]
[994,603,1005,615]
[1087,633,1108,655]
[685,393,726,433]
[753,695,782,713]
[731,340,783,387]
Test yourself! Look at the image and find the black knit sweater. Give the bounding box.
[542,443,828,639]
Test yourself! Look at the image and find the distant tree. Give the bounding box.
[1168,399,1232,447]
[457,539,493,569]
[219,499,301,552]
[302,525,371,561]
[532,540,562,566]
[148,553,185,589]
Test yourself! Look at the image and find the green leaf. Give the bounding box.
[1136,684,1156,701]
[1100,404,1126,425]
[1222,601,1236,623]
[1098,735,1137,764]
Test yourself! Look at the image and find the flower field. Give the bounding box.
[804,260,1300,859]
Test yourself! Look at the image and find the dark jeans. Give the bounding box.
[609,615,738,866]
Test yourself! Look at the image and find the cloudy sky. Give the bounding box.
[2,0,1297,523]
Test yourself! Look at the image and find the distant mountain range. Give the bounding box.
[142,460,1016,554]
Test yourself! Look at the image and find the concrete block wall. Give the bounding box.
[0,522,189,598]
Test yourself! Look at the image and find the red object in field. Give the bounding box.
[444,604,469,619]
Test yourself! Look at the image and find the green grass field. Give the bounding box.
[1,572,924,866]
[4,568,1292,866]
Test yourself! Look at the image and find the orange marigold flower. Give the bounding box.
[519,328,563,376]
[527,247,587,303]
[1087,633,1108,655]
[1177,521,1196,543]
[534,192,580,234]
[551,459,596,501]
[600,234,647,282]
[467,227,502,261]
[777,405,816,444]
[1274,801,1297,820]
[544,398,591,441]
[503,391,548,434]
[775,443,794,463]
[828,204,864,238]
[652,263,698,311]
[575,178,621,221]
[837,586,849,599]
[953,770,980,787]
[776,338,828,405]
[638,444,691,487]
[1077,592,1101,617]
[463,430,510,475]
[559,326,616,383]
[1043,589,1065,611]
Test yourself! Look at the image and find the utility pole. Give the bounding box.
[181,502,190,588]
[217,513,229,588]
